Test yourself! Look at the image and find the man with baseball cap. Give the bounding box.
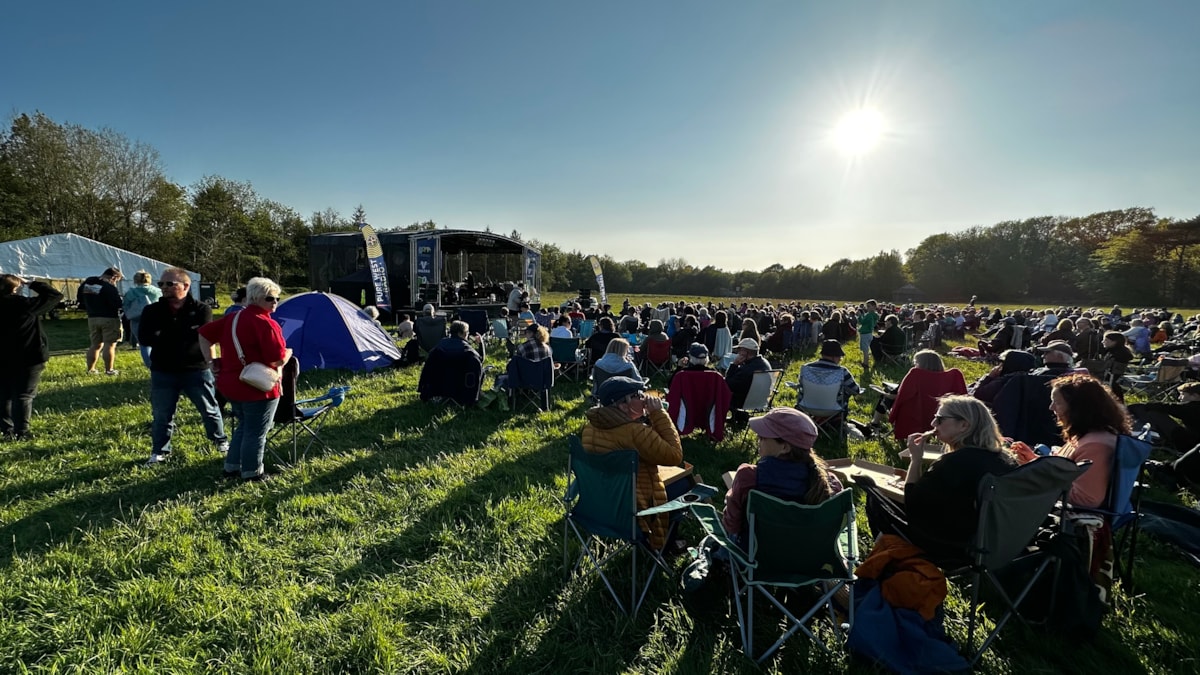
[1033,340,1075,377]
[725,337,772,418]
[721,407,842,542]
[581,376,683,551]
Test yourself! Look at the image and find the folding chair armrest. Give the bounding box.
[687,503,754,568]
[636,483,720,516]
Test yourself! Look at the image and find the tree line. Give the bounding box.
[2,112,1198,304]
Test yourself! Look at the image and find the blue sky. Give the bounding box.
[5,1,1198,271]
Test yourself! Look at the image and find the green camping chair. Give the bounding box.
[690,488,858,663]
[562,436,674,615]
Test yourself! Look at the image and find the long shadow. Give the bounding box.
[34,378,151,415]
[330,435,565,588]
[0,459,233,568]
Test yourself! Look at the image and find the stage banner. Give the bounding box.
[588,255,608,305]
[359,222,391,311]
[525,250,540,288]
[415,237,437,287]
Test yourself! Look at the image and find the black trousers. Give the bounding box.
[0,363,46,435]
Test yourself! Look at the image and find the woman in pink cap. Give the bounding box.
[722,407,842,544]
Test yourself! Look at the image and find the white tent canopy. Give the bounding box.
[0,233,202,299]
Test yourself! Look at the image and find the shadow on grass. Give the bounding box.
[0,460,232,568]
[35,378,151,414]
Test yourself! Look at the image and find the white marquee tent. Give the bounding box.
[0,233,202,299]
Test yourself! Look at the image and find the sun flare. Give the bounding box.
[832,108,885,156]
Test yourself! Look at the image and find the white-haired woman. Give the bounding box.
[199,277,289,482]
[122,270,162,367]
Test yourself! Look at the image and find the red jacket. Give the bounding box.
[198,305,288,402]
[889,368,967,440]
[666,369,732,441]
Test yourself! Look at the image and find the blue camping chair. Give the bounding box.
[687,489,858,662]
[267,356,351,465]
[562,436,674,615]
[549,336,586,382]
[578,320,596,339]
[1066,427,1153,591]
[505,356,554,412]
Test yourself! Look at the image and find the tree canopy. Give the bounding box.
[2,111,1197,304]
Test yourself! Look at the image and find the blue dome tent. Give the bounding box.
[273,292,401,372]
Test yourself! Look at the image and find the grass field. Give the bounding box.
[2,301,1198,674]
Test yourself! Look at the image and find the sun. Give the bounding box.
[832,108,885,156]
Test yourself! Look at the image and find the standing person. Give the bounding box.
[138,268,228,466]
[225,287,247,316]
[858,300,880,369]
[78,266,124,375]
[198,277,289,482]
[123,270,162,368]
[0,275,63,440]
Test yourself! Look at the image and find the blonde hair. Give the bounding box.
[936,395,1005,452]
[133,270,152,285]
[605,337,630,359]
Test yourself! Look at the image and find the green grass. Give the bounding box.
[2,310,1199,673]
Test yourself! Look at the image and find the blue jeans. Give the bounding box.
[150,369,227,455]
[227,398,279,478]
[130,317,151,367]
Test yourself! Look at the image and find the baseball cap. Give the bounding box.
[748,407,818,452]
[597,376,648,407]
[1037,340,1074,356]
[737,338,759,352]
[687,343,709,364]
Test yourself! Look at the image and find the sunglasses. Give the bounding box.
[932,414,962,424]
[158,280,185,288]
[265,296,279,303]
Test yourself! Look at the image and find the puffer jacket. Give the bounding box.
[581,404,683,550]
[856,534,946,621]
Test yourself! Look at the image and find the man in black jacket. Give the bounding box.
[138,268,227,466]
[0,275,63,440]
[78,266,124,375]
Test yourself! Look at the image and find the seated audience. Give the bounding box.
[1129,381,1200,453]
[869,314,906,365]
[581,377,684,551]
[722,407,843,545]
[725,338,771,416]
[591,338,643,397]
[550,314,574,339]
[515,324,552,362]
[866,395,1019,563]
[671,315,700,359]
[797,340,862,416]
[882,350,968,440]
[584,316,620,365]
[970,349,1037,406]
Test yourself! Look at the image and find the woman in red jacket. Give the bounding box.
[199,277,289,482]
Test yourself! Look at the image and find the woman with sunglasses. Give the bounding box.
[867,395,1018,562]
[198,277,289,482]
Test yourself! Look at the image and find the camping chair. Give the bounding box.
[415,316,447,354]
[1122,357,1188,402]
[579,319,596,339]
[1063,429,1153,592]
[732,370,783,448]
[947,456,1090,666]
[642,338,674,379]
[267,356,350,465]
[562,437,674,615]
[458,309,489,338]
[550,336,586,382]
[417,346,484,407]
[505,356,554,412]
[688,489,858,662]
[795,365,849,443]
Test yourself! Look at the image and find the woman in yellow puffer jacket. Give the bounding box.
[581,376,684,550]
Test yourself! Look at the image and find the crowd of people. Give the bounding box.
[7,273,1200,662]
